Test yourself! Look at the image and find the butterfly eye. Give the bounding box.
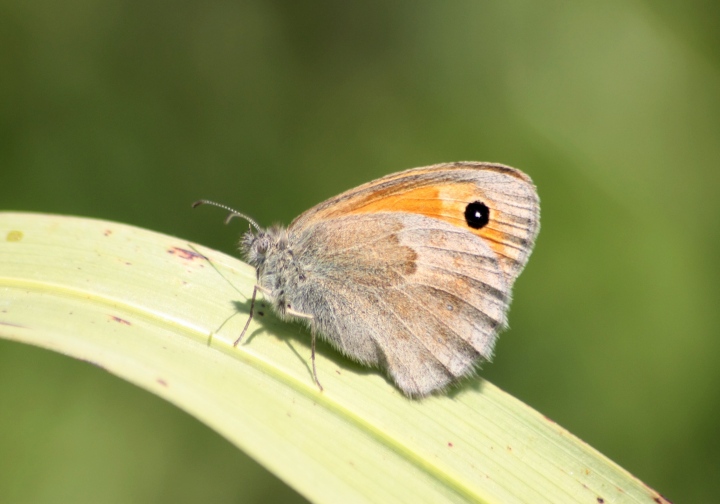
[464,201,490,229]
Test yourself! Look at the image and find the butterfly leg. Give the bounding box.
[283,308,323,392]
[234,284,271,346]
[310,326,324,392]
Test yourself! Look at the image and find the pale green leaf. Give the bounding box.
[0,212,668,504]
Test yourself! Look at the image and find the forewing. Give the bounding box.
[291,162,540,284]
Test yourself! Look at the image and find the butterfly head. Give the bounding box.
[192,199,280,269]
[240,225,288,270]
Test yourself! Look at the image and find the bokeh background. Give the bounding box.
[2,1,719,502]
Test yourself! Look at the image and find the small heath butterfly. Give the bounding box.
[194,162,540,397]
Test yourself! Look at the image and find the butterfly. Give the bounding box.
[194,161,540,397]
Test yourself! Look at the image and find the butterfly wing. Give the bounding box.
[287,212,510,396]
[291,162,539,285]
[285,164,539,396]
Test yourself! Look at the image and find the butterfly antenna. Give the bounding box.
[192,200,262,231]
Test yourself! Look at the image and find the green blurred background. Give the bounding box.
[2,1,719,502]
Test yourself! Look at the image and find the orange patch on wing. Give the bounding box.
[476,226,513,261]
[347,185,444,215]
[342,182,515,260]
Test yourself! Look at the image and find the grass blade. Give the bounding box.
[0,212,669,503]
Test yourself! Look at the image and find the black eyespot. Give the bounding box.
[464,201,490,229]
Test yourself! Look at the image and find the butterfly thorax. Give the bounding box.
[241,225,308,317]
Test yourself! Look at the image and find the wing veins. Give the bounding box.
[401,280,502,327]
[390,285,482,359]
[369,289,455,379]
[414,262,507,304]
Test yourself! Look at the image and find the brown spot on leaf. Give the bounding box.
[0,320,25,328]
[168,247,207,261]
[110,316,131,326]
[653,496,673,504]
